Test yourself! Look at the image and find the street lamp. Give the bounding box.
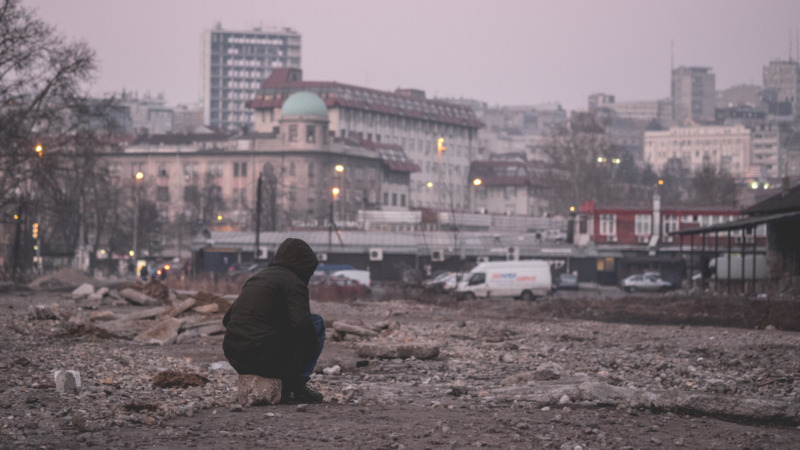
[34,144,43,158]
[132,172,144,271]
[426,181,434,188]
[472,178,482,186]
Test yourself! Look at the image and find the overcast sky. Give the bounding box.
[25,0,800,110]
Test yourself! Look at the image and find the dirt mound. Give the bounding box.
[141,280,169,300]
[28,268,93,291]
[151,370,209,389]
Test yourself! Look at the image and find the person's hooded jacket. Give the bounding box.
[222,238,319,379]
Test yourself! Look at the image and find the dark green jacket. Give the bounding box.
[222,238,319,379]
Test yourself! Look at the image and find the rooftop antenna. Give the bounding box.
[670,40,674,71]
[790,30,793,61]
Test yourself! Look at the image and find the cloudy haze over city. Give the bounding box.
[25,0,800,109]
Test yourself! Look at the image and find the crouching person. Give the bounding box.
[222,238,325,403]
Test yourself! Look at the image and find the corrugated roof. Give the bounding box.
[670,210,800,235]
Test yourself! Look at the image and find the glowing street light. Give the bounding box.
[135,171,144,180]
[217,214,223,221]
[426,181,434,188]
[334,164,344,173]
[657,179,664,186]
[472,178,482,186]
[332,187,340,198]
[612,158,621,164]
[35,144,43,157]
[129,250,135,257]
[437,137,446,160]
[569,206,576,213]
[750,181,759,190]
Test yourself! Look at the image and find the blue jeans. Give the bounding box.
[299,313,325,383]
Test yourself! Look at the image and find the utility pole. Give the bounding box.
[254,173,262,261]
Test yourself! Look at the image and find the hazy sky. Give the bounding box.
[25,0,800,110]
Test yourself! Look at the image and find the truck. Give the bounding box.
[455,260,553,301]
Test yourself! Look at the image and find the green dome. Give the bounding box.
[281,91,328,119]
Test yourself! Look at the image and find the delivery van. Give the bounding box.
[455,260,552,301]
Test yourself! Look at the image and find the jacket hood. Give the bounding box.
[272,238,318,284]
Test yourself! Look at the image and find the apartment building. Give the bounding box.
[763,59,800,118]
[201,23,301,131]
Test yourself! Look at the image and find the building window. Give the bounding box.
[208,162,223,178]
[289,124,298,142]
[156,187,170,202]
[383,192,389,205]
[306,125,316,143]
[392,193,397,206]
[596,257,615,272]
[289,162,295,176]
[400,194,406,207]
[158,164,169,178]
[634,214,652,236]
[289,186,296,202]
[663,214,678,235]
[308,163,315,177]
[599,214,616,236]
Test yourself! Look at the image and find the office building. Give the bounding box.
[201,23,301,131]
[763,59,800,118]
[643,125,751,178]
[671,66,716,125]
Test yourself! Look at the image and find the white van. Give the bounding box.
[331,269,371,288]
[455,260,552,301]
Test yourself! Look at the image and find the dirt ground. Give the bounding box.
[1,285,799,449]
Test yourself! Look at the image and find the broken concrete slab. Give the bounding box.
[54,370,81,392]
[121,306,170,321]
[119,288,161,306]
[88,310,117,322]
[193,303,219,314]
[71,283,94,300]
[237,375,282,406]
[355,342,439,360]
[167,297,196,318]
[134,317,183,345]
[333,321,379,337]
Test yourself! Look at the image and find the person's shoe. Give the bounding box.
[281,384,323,404]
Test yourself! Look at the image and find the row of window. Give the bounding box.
[339,108,471,138]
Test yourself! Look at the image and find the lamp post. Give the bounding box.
[329,186,340,250]
[132,171,144,273]
[334,164,344,223]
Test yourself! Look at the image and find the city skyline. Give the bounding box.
[24,0,800,111]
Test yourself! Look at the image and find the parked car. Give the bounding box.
[310,275,369,301]
[621,273,672,292]
[555,272,579,290]
[423,272,460,293]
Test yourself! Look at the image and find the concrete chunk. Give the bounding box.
[193,303,220,314]
[237,374,282,406]
[333,321,379,337]
[71,283,95,299]
[133,317,183,345]
[54,370,81,392]
[119,288,161,306]
[167,297,196,317]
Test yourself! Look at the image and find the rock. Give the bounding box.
[54,370,81,392]
[209,361,234,372]
[70,283,95,299]
[296,404,309,412]
[534,362,563,381]
[355,343,440,360]
[193,303,220,314]
[133,317,183,345]
[237,375,282,406]
[450,386,469,397]
[119,288,161,306]
[85,287,109,303]
[28,303,67,321]
[323,365,341,375]
[167,297,197,317]
[559,394,571,404]
[88,310,116,322]
[333,321,379,337]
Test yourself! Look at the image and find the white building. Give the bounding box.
[643,125,751,178]
[201,23,301,131]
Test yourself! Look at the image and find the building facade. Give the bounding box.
[247,68,482,210]
[763,59,800,118]
[468,160,551,217]
[99,92,417,259]
[201,24,301,131]
[671,66,716,125]
[643,125,751,178]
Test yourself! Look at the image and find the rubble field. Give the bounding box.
[1,282,799,449]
